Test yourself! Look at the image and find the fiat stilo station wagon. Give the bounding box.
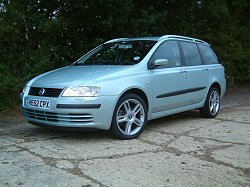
[21,35,226,139]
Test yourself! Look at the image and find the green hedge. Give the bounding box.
[0,0,249,110]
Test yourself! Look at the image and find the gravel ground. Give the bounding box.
[0,87,250,187]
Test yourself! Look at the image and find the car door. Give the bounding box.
[149,41,189,114]
[179,41,209,104]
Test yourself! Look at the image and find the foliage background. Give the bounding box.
[0,0,249,110]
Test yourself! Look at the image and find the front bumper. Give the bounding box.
[20,93,117,130]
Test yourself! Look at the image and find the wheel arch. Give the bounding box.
[119,88,149,110]
[210,82,221,95]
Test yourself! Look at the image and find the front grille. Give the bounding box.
[29,87,63,97]
[22,109,93,123]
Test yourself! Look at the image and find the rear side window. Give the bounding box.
[198,44,219,64]
[180,42,202,66]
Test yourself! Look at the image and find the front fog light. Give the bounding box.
[62,86,100,97]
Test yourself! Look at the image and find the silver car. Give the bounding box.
[21,35,226,139]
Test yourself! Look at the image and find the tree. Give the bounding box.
[0,0,249,110]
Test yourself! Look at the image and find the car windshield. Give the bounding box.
[73,40,156,66]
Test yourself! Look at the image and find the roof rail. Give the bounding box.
[105,38,129,43]
[159,35,209,45]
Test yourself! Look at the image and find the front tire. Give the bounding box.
[110,93,147,139]
[200,87,220,118]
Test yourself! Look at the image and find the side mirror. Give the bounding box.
[153,59,169,66]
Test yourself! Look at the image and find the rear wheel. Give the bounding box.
[110,93,147,139]
[200,87,220,118]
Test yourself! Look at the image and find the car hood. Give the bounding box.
[30,65,131,88]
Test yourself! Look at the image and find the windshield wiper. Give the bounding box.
[72,63,89,66]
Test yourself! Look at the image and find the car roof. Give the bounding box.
[106,35,210,46]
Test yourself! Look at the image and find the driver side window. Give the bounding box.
[150,41,181,68]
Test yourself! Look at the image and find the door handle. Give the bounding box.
[203,68,208,72]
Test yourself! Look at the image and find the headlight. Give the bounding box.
[62,86,100,97]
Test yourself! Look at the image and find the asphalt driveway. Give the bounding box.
[0,87,250,187]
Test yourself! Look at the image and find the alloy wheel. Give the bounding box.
[209,90,220,115]
[116,99,145,136]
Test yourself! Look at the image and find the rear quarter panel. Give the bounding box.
[208,64,226,98]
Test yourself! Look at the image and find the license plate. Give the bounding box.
[28,98,50,109]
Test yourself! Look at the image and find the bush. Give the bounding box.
[0,0,249,110]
